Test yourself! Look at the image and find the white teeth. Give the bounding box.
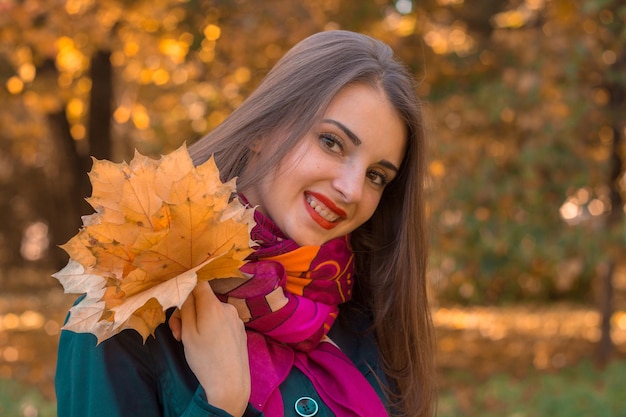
[307,195,340,222]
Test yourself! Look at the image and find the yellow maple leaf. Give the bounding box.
[53,144,256,344]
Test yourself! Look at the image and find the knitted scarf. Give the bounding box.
[212,208,388,416]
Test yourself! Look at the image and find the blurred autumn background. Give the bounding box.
[1,0,625,415]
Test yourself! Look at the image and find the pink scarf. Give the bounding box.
[213,208,388,416]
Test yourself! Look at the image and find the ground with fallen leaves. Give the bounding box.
[1,268,625,403]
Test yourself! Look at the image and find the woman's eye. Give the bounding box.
[319,133,343,153]
[367,169,389,187]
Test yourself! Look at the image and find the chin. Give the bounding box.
[302,235,339,247]
[288,233,328,247]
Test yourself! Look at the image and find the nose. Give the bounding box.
[332,164,364,203]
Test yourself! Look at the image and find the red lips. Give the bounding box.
[304,191,346,230]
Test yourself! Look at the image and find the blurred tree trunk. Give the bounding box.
[598,260,614,366]
[37,55,89,267]
[44,50,114,268]
[46,107,91,266]
[88,50,113,160]
[596,75,625,366]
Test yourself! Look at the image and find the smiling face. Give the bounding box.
[241,83,407,246]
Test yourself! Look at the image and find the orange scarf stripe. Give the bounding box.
[264,246,319,295]
[285,276,311,296]
[263,245,320,269]
[264,246,354,301]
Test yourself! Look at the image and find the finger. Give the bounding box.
[193,280,219,303]
[197,281,244,329]
[179,290,198,333]
[192,281,221,321]
[168,309,182,341]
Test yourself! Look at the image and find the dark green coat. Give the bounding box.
[55,303,388,416]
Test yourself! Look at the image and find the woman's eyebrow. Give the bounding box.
[323,119,361,145]
[380,160,399,173]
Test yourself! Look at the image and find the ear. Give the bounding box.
[243,139,263,176]
[249,138,263,154]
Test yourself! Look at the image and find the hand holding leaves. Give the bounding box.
[53,144,256,343]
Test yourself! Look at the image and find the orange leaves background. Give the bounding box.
[52,145,256,343]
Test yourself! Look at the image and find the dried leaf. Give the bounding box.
[53,144,256,343]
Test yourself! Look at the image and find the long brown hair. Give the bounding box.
[189,30,435,417]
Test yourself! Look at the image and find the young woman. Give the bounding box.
[56,30,436,417]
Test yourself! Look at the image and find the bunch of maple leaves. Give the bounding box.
[53,144,256,343]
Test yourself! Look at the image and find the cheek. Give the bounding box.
[356,193,383,224]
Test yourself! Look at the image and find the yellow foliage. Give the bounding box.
[428,160,446,178]
[6,77,24,95]
[203,24,221,41]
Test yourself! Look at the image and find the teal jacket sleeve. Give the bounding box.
[55,322,163,417]
[55,304,259,417]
